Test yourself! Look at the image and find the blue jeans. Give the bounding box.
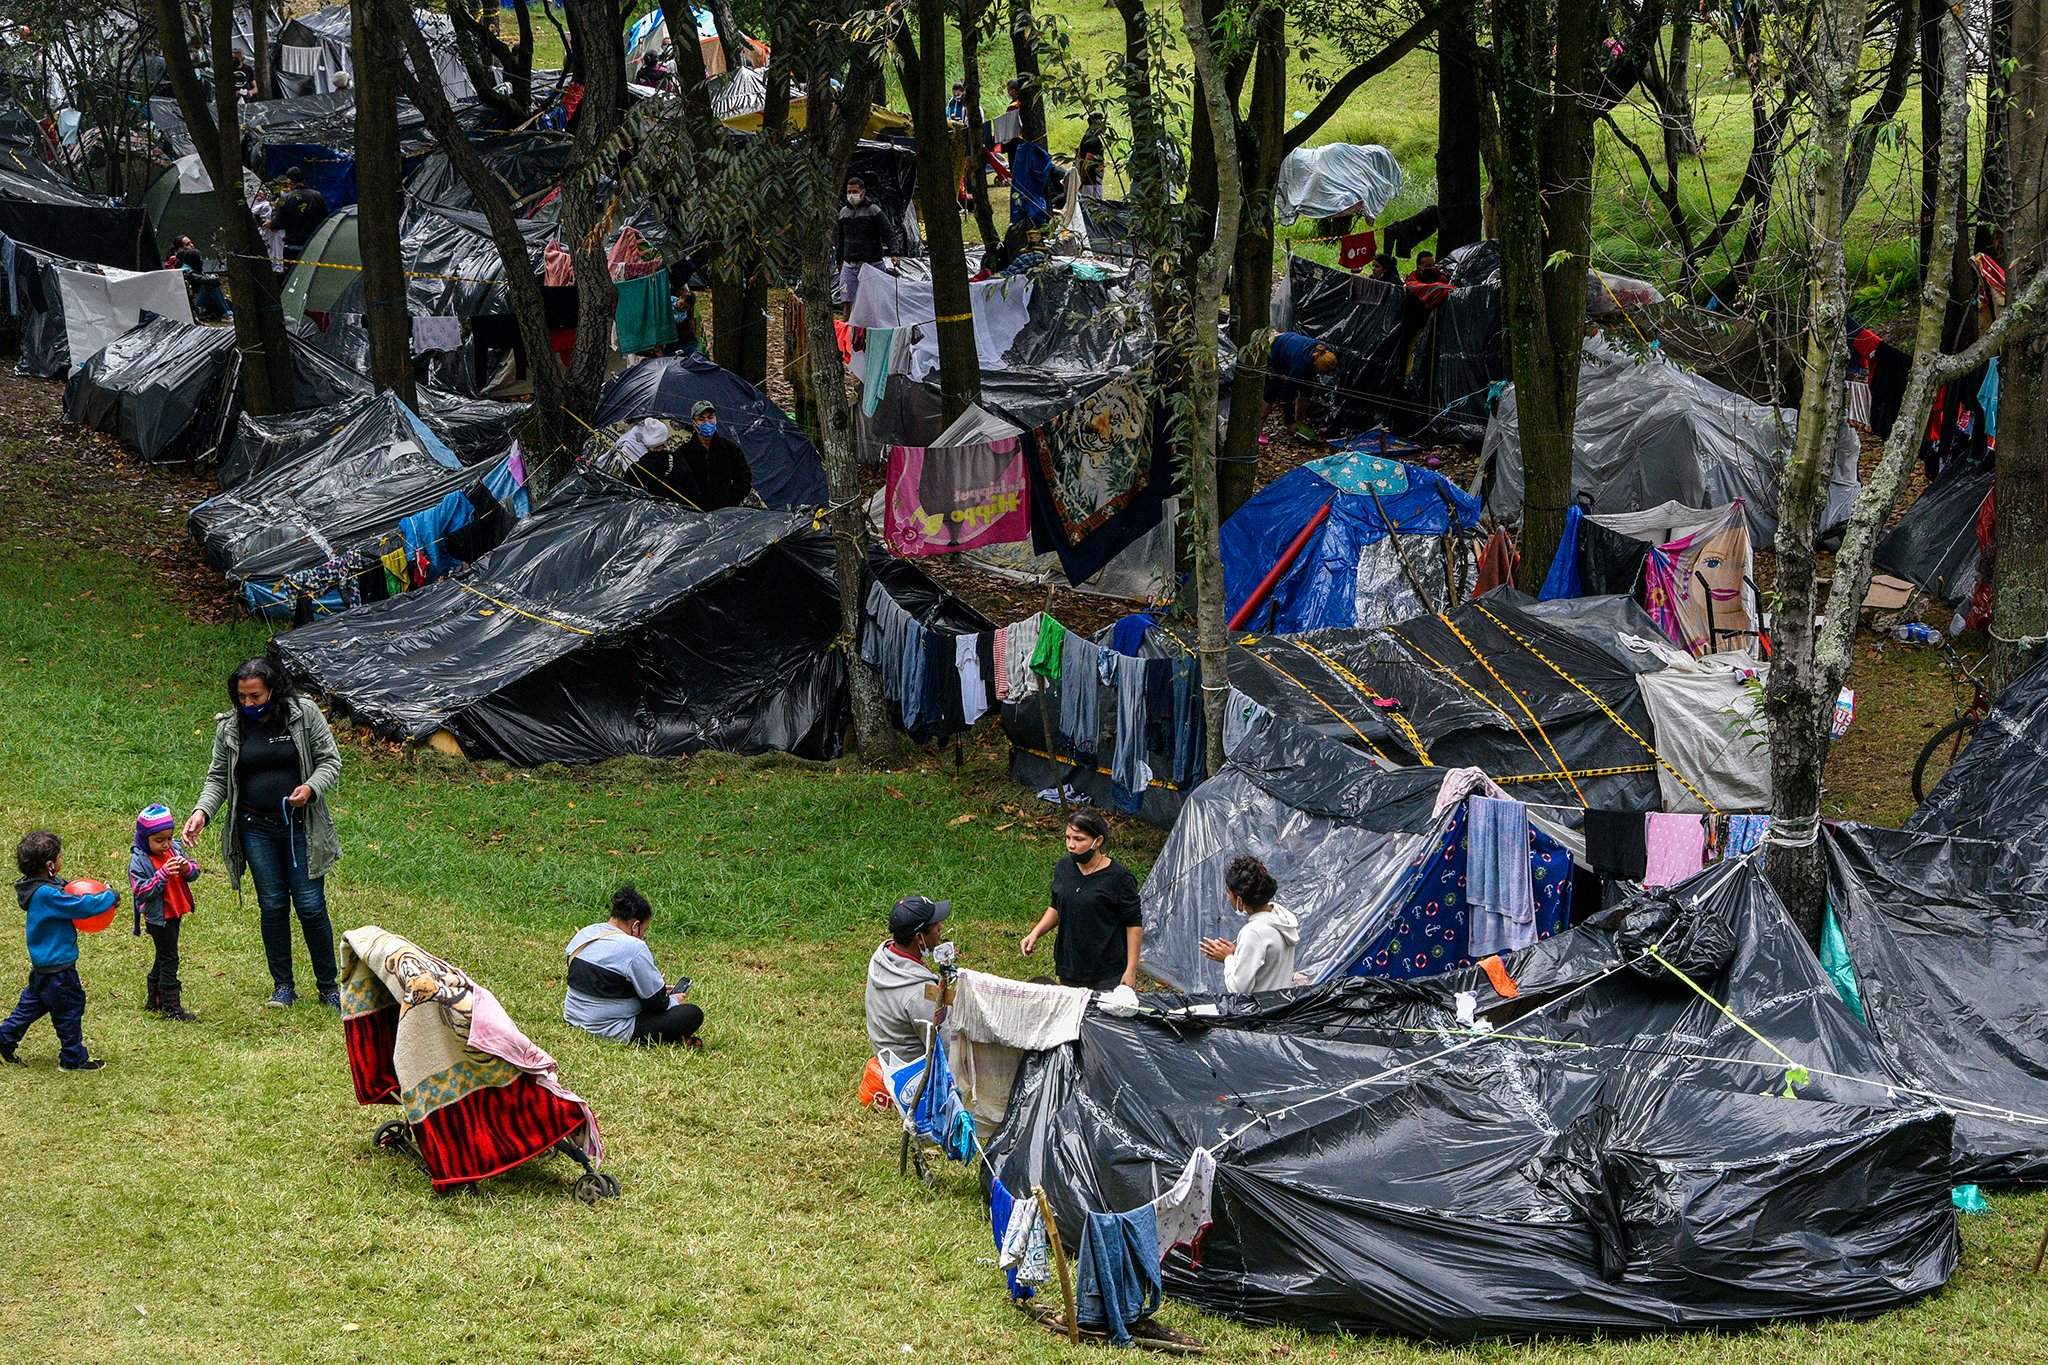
[191,280,232,318]
[239,813,337,993]
[0,966,89,1067]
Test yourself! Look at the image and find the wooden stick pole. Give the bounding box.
[1034,1184,1080,1345]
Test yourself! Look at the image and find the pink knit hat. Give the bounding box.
[135,803,175,848]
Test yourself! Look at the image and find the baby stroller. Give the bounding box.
[339,926,617,1202]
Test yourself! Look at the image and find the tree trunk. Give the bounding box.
[151,0,297,415]
[1436,4,1483,252]
[1010,0,1046,145]
[1991,0,2048,691]
[509,0,535,110]
[959,0,1002,256]
[1492,0,1598,594]
[352,0,415,407]
[902,0,980,425]
[251,0,272,101]
[1180,0,1247,776]
[1219,2,1284,522]
[798,70,895,762]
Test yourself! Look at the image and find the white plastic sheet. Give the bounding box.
[56,267,194,372]
[1635,652,1772,813]
[1275,143,1403,225]
[847,266,1034,382]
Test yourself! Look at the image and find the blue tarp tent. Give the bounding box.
[593,352,829,509]
[1220,447,1483,633]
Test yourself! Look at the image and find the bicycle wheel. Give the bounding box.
[1911,716,1977,804]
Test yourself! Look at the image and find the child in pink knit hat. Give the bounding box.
[129,804,202,1022]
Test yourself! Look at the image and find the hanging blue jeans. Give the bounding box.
[239,811,338,993]
[1171,656,1207,785]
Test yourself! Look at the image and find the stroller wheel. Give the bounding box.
[374,1120,411,1151]
[574,1172,612,1204]
[597,1173,620,1198]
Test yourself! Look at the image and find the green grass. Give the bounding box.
[0,442,2038,1359]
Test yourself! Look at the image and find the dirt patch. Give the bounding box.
[0,371,244,623]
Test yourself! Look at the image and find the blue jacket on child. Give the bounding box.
[14,876,118,971]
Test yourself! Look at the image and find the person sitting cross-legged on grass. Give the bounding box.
[563,884,703,1048]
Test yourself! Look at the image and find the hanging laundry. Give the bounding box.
[1583,808,1648,881]
[613,266,677,356]
[1472,526,1519,597]
[1725,814,1771,857]
[1539,505,1584,600]
[1979,357,1999,440]
[410,314,463,355]
[1466,796,1536,959]
[1073,1208,1163,1345]
[399,489,475,580]
[1150,1148,1217,1263]
[542,239,573,287]
[992,625,1012,703]
[1025,373,1170,582]
[1109,611,1157,657]
[1006,615,1043,698]
[1170,655,1206,785]
[945,969,1091,1125]
[988,1182,1037,1299]
[882,438,1029,558]
[1642,812,1707,887]
[379,546,408,598]
[956,633,989,728]
[1058,634,1100,760]
[605,224,656,281]
[1029,615,1067,681]
[998,1188,1052,1288]
[1099,648,1155,813]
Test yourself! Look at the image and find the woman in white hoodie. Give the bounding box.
[1200,856,1300,994]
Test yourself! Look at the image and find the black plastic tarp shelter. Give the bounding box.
[1824,822,2048,1185]
[1906,650,2048,865]
[592,353,828,509]
[189,393,500,580]
[272,474,854,764]
[405,131,576,213]
[989,861,1955,1340]
[0,147,150,268]
[1224,590,1667,812]
[1282,255,1411,433]
[1873,447,1992,602]
[221,385,523,489]
[62,317,238,463]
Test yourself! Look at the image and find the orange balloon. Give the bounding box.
[64,880,118,933]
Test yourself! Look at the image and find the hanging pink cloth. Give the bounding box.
[542,240,573,287]
[606,225,655,282]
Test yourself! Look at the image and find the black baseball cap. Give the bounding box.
[890,895,952,938]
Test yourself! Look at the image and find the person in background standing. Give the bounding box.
[1020,811,1143,991]
[272,168,328,267]
[836,174,899,312]
[946,83,967,122]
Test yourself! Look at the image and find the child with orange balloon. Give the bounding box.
[1,830,118,1071]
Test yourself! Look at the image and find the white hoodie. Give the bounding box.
[1223,906,1302,994]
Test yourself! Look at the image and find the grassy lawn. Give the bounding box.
[0,402,2042,1362]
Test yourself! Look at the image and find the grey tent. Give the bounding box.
[1478,337,1860,547]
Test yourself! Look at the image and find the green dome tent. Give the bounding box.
[141,161,263,265]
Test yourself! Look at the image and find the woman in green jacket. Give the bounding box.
[181,658,344,1009]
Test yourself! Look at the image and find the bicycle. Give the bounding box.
[1910,641,1992,804]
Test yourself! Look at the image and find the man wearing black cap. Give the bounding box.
[864,895,952,1063]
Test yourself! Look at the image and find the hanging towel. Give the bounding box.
[1073,1208,1163,1345]
[542,240,573,287]
[992,625,1011,702]
[998,1188,1051,1287]
[1643,812,1707,887]
[1472,527,1519,598]
[410,314,463,355]
[1100,648,1154,812]
[956,632,989,727]
[859,325,897,416]
[1725,814,1771,857]
[1466,796,1536,959]
[613,266,676,355]
[1583,808,1648,881]
[1150,1149,1217,1263]
[946,969,1092,1125]
[1006,615,1042,699]
[1979,357,1999,439]
[1029,615,1067,680]
[1539,505,1584,600]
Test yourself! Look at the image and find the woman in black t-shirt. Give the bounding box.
[1020,811,1142,991]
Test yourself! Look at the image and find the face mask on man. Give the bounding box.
[695,418,718,438]
[846,192,864,207]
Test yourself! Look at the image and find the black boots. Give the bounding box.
[145,981,161,1014]
[158,987,198,1023]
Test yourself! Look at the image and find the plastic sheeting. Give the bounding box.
[992,860,1957,1340]
[61,316,237,463]
[846,267,1035,383]
[1224,591,1667,812]
[54,266,193,370]
[1633,651,1770,813]
[1907,650,2048,866]
[1479,338,1860,547]
[188,393,495,579]
[1873,446,1993,603]
[1824,823,2048,1184]
[405,131,576,214]
[1219,452,1484,633]
[0,149,150,269]
[1274,143,1403,225]
[272,473,856,764]
[592,352,829,509]
[1139,719,1454,991]
[220,385,524,490]
[1281,256,1412,433]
